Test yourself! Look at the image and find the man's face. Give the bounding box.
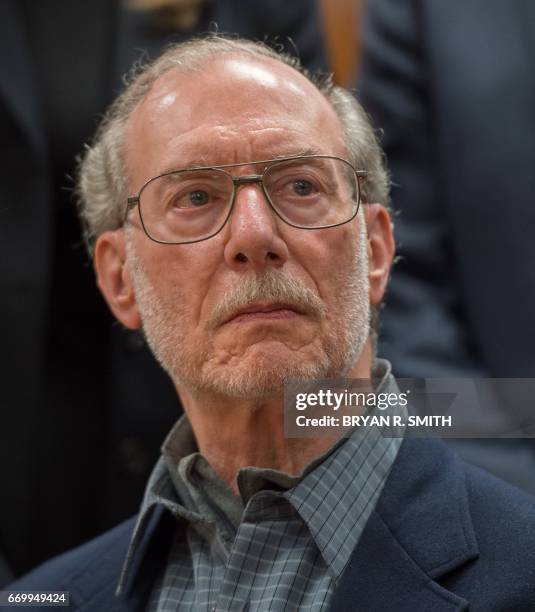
[121,55,372,399]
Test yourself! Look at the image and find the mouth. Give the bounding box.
[224,302,304,325]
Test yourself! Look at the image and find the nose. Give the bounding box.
[223,181,289,272]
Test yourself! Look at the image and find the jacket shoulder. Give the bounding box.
[464,460,535,562]
[442,455,535,606]
[351,438,535,610]
[7,517,137,607]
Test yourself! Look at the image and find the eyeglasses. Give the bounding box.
[126,154,367,245]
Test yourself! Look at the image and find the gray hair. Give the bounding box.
[76,34,390,256]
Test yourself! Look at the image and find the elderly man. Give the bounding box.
[9,36,535,611]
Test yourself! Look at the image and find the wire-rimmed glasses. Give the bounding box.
[126,154,367,245]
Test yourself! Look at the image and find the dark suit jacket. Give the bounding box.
[0,0,327,579]
[8,439,535,611]
[358,0,535,379]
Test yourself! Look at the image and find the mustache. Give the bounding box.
[208,269,325,329]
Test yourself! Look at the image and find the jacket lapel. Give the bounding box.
[330,439,478,611]
[69,508,172,611]
[0,0,46,158]
[113,507,175,612]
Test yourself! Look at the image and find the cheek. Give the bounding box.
[141,240,224,315]
[323,224,358,263]
[291,224,362,299]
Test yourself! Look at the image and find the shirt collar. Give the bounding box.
[117,359,404,594]
[236,359,404,578]
[116,420,196,596]
[286,363,404,576]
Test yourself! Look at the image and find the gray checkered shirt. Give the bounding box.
[117,360,404,611]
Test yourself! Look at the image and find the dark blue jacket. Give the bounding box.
[8,439,535,611]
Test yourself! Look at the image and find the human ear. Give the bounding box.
[93,230,142,329]
[363,204,395,305]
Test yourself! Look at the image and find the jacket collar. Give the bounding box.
[330,437,478,611]
[72,438,478,611]
[109,506,174,612]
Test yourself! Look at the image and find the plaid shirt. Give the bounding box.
[118,360,404,611]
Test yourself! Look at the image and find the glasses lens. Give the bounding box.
[263,156,359,228]
[138,169,233,243]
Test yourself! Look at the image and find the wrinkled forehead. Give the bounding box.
[125,53,347,174]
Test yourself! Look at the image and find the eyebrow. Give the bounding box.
[156,147,327,175]
[266,147,326,161]
[277,147,324,158]
[159,157,211,175]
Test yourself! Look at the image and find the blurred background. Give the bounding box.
[1,0,534,586]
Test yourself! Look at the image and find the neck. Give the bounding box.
[176,341,374,494]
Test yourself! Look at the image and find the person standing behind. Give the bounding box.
[358,0,535,493]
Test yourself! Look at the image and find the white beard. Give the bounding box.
[126,218,370,399]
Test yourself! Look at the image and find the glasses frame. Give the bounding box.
[125,154,368,245]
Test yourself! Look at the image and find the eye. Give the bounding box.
[169,185,225,210]
[265,165,324,202]
[292,179,316,197]
[188,190,210,206]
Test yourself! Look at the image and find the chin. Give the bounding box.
[197,348,333,400]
